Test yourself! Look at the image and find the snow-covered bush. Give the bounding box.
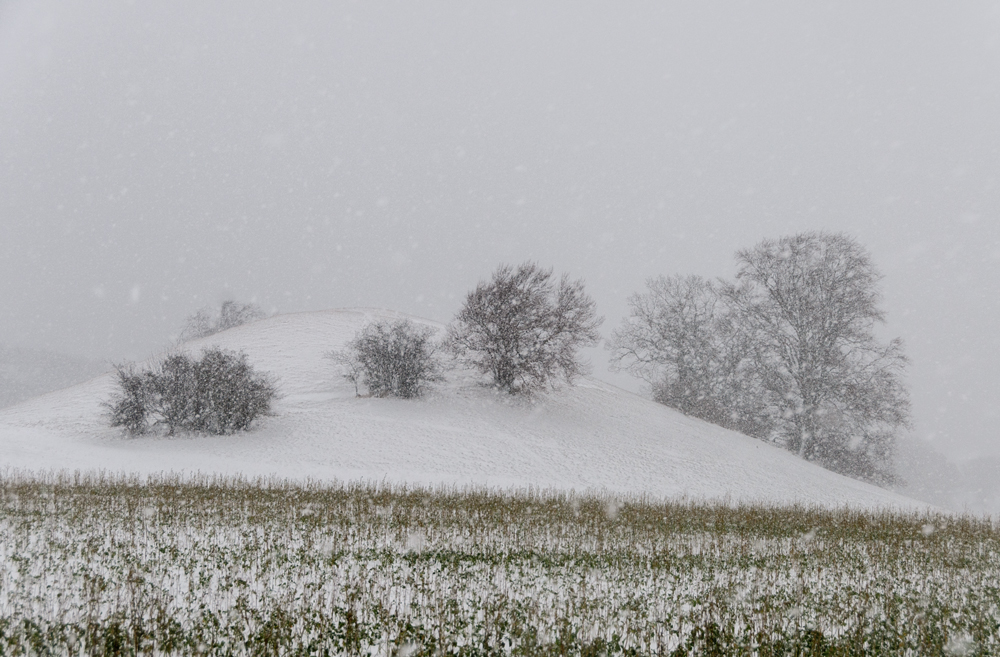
[447,262,603,395]
[106,348,277,435]
[106,363,154,434]
[331,320,441,398]
[180,300,266,340]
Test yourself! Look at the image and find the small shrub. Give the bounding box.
[331,320,441,398]
[106,348,278,436]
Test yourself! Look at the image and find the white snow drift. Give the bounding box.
[0,309,926,510]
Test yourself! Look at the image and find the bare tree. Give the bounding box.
[608,275,771,438]
[330,349,365,397]
[727,231,909,482]
[180,308,215,341]
[330,320,442,398]
[150,354,199,435]
[448,262,603,395]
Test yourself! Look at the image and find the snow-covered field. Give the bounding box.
[1,475,992,655]
[0,308,924,511]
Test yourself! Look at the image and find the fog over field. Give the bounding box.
[1,1,999,469]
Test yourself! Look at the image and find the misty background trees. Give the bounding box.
[610,232,910,483]
[447,262,603,395]
[606,274,771,440]
[180,301,266,341]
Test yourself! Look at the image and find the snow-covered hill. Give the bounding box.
[0,309,926,510]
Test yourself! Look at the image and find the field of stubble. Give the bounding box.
[0,471,997,656]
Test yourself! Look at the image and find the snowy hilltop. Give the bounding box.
[0,308,926,510]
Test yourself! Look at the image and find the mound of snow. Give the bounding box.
[0,309,926,510]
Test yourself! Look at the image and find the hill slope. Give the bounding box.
[0,345,106,409]
[0,309,925,510]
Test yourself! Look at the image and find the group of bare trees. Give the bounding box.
[608,232,909,483]
[106,270,600,436]
[107,300,276,437]
[332,262,603,399]
[106,234,909,484]
[333,234,908,482]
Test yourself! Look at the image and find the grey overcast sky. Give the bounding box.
[1,1,999,459]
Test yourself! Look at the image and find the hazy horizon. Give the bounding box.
[2,1,999,461]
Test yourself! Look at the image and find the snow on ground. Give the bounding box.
[0,308,927,510]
